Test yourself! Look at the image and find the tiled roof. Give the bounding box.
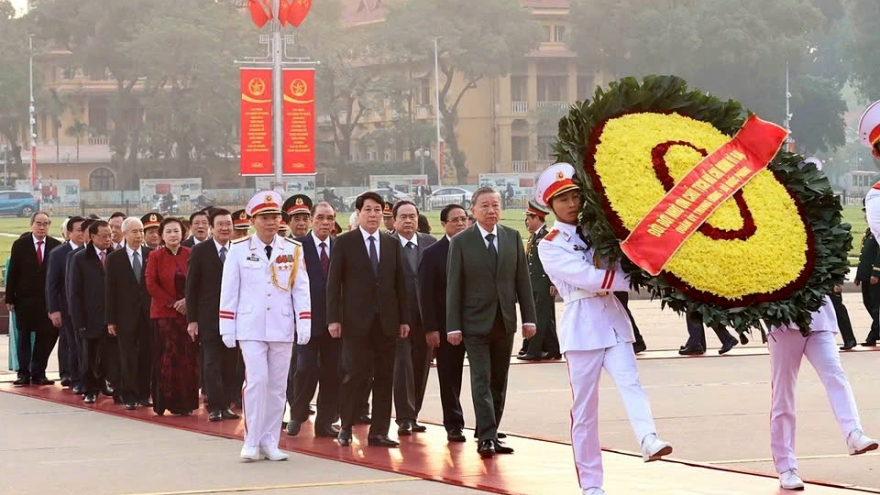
[341,0,569,26]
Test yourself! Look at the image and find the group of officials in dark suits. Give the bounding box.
[7,185,544,457]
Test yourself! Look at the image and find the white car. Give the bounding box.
[345,188,412,210]
[425,186,471,210]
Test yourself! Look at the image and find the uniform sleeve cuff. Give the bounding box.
[447,330,462,335]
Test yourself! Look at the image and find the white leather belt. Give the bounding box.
[563,290,609,305]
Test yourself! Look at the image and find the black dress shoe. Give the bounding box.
[718,340,737,355]
[862,340,877,347]
[84,393,97,404]
[139,399,153,408]
[739,333,750,345]
[493,440,514,454]
[474,431,507,439]
[678,344,705,356]
[355,414,372,425]
[544,353,563,360]
[209,411,223,422]
[101,385,115,396]
[516,353,543,361]
[60,377,71,388]
[286,420,302,436]
[125,402,138,411]
[841,341,857,351]
[478,440,495,458]
[368,435,400,447]
[447,429,467,442]
[398,420,413,436]
[315,425,341,438]
[411,422,427,433]
[12,377,30,387]
[221,408,240,420]
[517,349,527,357]
[72,385,85,395]
[33,377,54,386]
[338,428,353,446]
[633,340,647,354]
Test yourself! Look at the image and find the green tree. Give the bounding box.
[848,0,880,102]
[65,119,92,163]
[0,0,32,175]
[382,0,544,182]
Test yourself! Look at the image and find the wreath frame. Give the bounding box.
[552,75,852,334]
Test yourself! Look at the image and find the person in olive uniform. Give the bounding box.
[519,201,560,361]
[854,208,880,347]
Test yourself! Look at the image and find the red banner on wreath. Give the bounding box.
[620,116,788,276]
[282,68,315,175]
[240,68,273,176]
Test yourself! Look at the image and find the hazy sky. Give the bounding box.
[11,0,26,15]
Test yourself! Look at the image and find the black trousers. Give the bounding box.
[58,314,80,384]
[526,289,560,356]
[202,337,241,412]
[860,281,880,343]
[436,330,466,432]
[339,316,395,437]
[684,310,736,348]
[831,292,856,345]
[116,317,153,403]
[393,327,432,424]
[614,292,645,345]
[16,322,58,380]
[80,334,119,395]
[290,333,341,428]
[464,311,513,442]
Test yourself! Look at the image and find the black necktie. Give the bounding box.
[404,240,418,273]
[265,244,273,262]
[576,226,592,248]
[319,242,329,278]
[132,250,142,283]
[219,246,227,265]
[368,236,379,276]
[486,233,497,272]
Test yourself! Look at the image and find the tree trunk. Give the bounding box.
[76,136,80,163]
[440,109,467,183]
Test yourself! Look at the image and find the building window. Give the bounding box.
[537,76,567,102]
[577,75,595,100]
[416,78,431,106]
[554,26,566,43]
[510,76,527,101]
[511,136,529,161]
[89,167,115,191]
[537,135,555,160]
[543,25,552,42]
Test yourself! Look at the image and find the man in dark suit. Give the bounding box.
[447,187,536,458]
[108,212,127,251]
[418,203,469,442]
[45,216,86,390]
[391,200,436,436]
[106,216,154,410]
[185,208,241,421]
[328,191,409,448]
[854,220,880,347]
[286,201,340,438]
[6,211,62,386]
[69,220,117,404]
[182,209,210,248]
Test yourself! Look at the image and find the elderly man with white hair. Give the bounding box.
[105,216,155,409]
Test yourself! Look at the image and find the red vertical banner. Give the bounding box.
[240,68,273,176]
[30,146,37,188]
[282,68,316,175]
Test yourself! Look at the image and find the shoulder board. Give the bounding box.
[282,237,302,246]
[232,236,251,244]
[544,229,559,241]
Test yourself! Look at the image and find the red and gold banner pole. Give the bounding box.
[271,0,284,190]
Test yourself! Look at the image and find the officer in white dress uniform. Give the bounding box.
[219,191,311,462]
[768,296,878,490]
[860,101,880,238]
[534,163,672,495]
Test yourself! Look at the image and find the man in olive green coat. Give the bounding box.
[446,187,537,458]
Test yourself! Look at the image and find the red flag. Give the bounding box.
[278,0,290,26]
[287,0,313,27]
[248,0,270,28]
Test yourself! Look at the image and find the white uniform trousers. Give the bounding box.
[768,330,862,473]
[565,340,659,489]
[239,340,293,449]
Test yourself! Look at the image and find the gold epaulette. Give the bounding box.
[282,237,302,246]
[232,236,251,244]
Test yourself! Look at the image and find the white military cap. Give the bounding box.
[246,190,283,217]
[858,100,880,150]
[534,162,579,207]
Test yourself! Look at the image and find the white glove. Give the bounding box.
[222,334,236,349]
[296,329,311,346]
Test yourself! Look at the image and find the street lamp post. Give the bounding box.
[433,37,442,187]
[415,147,429,176]
[29,34,37,189]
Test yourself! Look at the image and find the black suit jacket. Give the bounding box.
[45,241,75,315]
[185,239,225,340]
[296,233,331,338]
[6,234,62,330]
[327,229,408,337]
[69,243,111,338]
[393,232,437,335]
[181,236,197,248]
[65,245,85,313]
[418,235,450,336]
[105,245,152,332]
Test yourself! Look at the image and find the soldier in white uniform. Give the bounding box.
[860,101,880,239]
[768,298,878,490]
[534,163,672,495]
[219,191,311,462]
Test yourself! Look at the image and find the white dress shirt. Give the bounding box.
[312,231,331,258]
[359,226,381,261]
[125,245,142,269]
[214,238,231,256]
[69,240,81,250]
[398,232,418,248]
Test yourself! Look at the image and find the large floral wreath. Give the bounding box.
[552,76,852,335]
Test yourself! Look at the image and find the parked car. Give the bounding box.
[344,188,412,210]
[0,191,40,217]
[426,186,471,210]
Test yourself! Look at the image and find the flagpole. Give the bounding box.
[271,0,284,192]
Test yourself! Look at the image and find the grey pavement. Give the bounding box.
[2,293,879,492]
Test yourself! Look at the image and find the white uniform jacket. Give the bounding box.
[538,221,633,352]
[768,295,838,335]
[866,184,880,240]
[219,234,311,344]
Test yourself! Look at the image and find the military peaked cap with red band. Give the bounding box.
[282,194,312,216]
[525,200,550,219]
[534,162,579,207]
[141,212,163,230]
[246,190,283,217]
[232,209,250,230]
